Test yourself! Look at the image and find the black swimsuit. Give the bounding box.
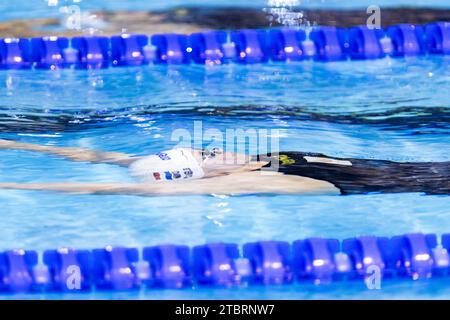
[256,152,450,195]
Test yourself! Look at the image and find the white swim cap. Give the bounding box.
[129,148,204,183]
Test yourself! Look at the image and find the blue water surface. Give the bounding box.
[0,53,449,299]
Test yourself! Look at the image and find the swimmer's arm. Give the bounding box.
[0,172,340,196]
[0,139,137,167]
[0,182,163,196]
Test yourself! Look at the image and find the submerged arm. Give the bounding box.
[0,172,340,196]
[0,139,136,167]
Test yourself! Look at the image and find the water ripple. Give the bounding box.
[0,105,449,134]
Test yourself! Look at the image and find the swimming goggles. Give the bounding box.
[201,147,223,164]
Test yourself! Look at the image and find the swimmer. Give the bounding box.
[0,139,448,196]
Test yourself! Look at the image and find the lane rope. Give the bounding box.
[1,232,449,293]
[0,22,448,69]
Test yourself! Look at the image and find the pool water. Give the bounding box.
[1,0,450,301]
[0,53,449,299]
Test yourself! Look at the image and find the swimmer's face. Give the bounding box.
[191,148,255,177]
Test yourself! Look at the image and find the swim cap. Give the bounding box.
[129,148,204,183]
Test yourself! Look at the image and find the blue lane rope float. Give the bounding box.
[0,22,449,70]
[309,26,348,61]
[387,24,426,56]
[72,35,109,69]
[1,233,450,293]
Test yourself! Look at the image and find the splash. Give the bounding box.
[44,0,105,34]
[264,0,306,27]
